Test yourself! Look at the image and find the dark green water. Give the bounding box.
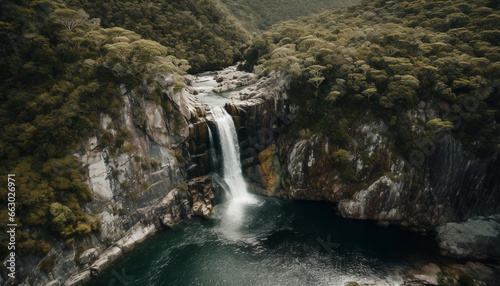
[88,195,439,286]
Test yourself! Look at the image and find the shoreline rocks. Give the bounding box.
[436,215,500,261]
[212,65,257,93]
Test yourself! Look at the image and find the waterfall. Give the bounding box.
[209,106,249,200]
[207,125,219,172]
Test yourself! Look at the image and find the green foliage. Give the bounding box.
[39,254,57,273]
[426,118,454,130]
[173,81,186,93]
[150,159,161,171]
[174,149,188,165]
[178,182,188,194]
[243,0,500,157]
[67,0,251,72]
[173,110,187,135]
[221,0,357,32]
[330,149,352,164]
[74,244,88,264]
[0,0,191,257]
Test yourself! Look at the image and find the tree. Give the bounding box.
[85,18,101,30]
[53,8,89,31]
[331,149,353,164]
[426,118,454,130]
[306,65,325,97]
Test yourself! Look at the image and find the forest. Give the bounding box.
[241,0,500,161]
[220,0,357,32]
[0,0,193,259]
[66,0,251,72]
[0,0,499,272]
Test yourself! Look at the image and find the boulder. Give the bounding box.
[212,66,257,93]
[89,247,123,277]
[403,263,440,285]
[436,216,500,260]
[63,270,91,286]
[78,248,99,265]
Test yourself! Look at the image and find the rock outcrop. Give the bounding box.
[9,73,217,286]
[226,71,500,263]
[436,216,500,260]
[8,65,499,285]
[212,66,258,93]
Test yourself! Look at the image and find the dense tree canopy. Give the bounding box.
[221,0,357,32]
[242,0,500,159]
[0,0,191,258]
[0,0,499,265]
[66,0,251,72]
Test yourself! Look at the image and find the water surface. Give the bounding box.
[89,196,439,286]
[191,73,244,107]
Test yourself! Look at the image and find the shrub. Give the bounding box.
[39,254,57,273]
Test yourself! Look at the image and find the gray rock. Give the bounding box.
[63,270,91,286]
[436,216,500,260]
[212,65,257,93]
[78,248,99,266]
[90,247,123,277]
[403,263,440,285]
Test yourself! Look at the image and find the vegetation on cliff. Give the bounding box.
[242,0,500,161]
[1,0,499,277]
[0,0,190,258]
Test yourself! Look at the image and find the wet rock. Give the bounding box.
[114,223,157,254]
[436,216,500,260]
[63,270,91,286]
[78,248,99,265]
[403,263,440,285]
[252,143,282,196]
[188,175,215,218]
[90,247,123,277]
[212,66,257,93]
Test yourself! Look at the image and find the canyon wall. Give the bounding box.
[227,73,500,262]
[9,81,216,286]
[8,68,499,286]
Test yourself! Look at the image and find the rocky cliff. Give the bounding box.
[9,75,217,286]
[10,66,499,286]
[224,72,500,264]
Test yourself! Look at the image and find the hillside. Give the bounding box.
[66,0,251,72]
[221,0,358,31]
[0,0,193,261]
[242,0,500,159]
[0,0,499,284]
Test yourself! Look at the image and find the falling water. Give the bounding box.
[210,106,250,201]
[207,125,219,172]
[88,71,442,286]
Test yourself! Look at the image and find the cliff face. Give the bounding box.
[227,73,500,261]
[12,80,216,286]
[11,68,499,285]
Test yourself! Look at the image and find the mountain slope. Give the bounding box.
[0,0,192,262]
[221,0,359,31]
[66,0,251,72]
[242,0,500,157]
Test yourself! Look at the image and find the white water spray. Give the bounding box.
[210,106,250,201]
